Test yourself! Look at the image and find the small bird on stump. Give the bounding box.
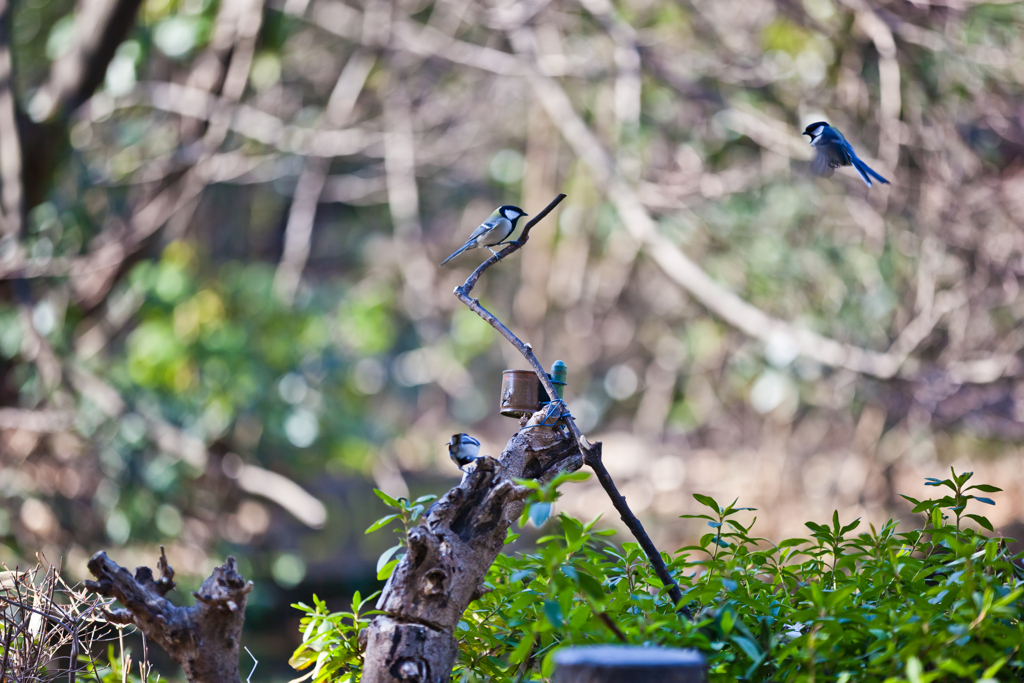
[448,433,482,470]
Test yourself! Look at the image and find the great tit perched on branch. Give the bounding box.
[447,433,482,471]
[439,205,527,265]
[803,122,890,187]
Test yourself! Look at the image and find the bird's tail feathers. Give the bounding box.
[852,161,873,187]
[440,242,472,266]
[853,157,890,187]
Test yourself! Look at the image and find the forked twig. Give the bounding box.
[452,193,690,617]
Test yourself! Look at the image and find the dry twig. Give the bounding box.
[452,193,689,615]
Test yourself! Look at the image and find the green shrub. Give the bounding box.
[291,469,1024,682]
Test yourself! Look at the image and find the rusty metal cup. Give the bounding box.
[500,370,541,417]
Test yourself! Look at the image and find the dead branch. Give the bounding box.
[383,79,422,240]
[0,408,75,432]
[362,422,583,682]
[31,0,144,121]
[18,0,144,209]
[273,45,377,303]
[0,562,114,683]
[89,82,379,156]
[0,0,22,240]
[278,0,526,76]
[452,193,689,616]
[274,157,329,303]
[84,548,253,683]
[66,0,267,307]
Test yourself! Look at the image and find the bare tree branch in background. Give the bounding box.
[0,0,22,240]
[383,80,422,241]
[840,0,901,173]
[102,83,378,157]
[19,0,144,208]
[273,158,329,303]
[274,46,377,303]
[68,0,268,307]
[0,407,75,431]
[30,0,144,120]
[506,27,1008,384]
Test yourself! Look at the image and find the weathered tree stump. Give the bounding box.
[552,646,707,683]
[84,548,252,683]
[361,420,582,682]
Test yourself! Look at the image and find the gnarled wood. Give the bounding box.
[84,548,252,683]
[362,419,582,682]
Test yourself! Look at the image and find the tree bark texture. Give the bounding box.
[84,549,252,683]
[361,420,582,683]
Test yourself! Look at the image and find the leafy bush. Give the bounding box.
[292,469,1023,682]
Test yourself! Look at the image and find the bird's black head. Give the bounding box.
[498,205,528,224]
[448,433,478,449]
[803,121,830,139]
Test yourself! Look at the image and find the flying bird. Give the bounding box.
[440,205,527,266]
[803,122,889,187]
[447,433,482,471]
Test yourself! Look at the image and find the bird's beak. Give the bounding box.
[802,131,810,136]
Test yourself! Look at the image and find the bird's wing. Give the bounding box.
[465,216,501,244]
[471,216,513,247]
[811,137,853,176]
[811,150,836,177]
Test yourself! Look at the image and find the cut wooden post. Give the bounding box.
[552,646,707,683]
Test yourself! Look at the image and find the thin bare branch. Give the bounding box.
[383,79,421,239]
[93,83,378,157]
[0,0,22,239]
[0,408,75,432]
[273,157,329,303]
[29,0,144,121]
[453,192,689,615]
[273,44,377,303]
[277,0,526,75]
[325,48,376,126]
[229,461,328,528]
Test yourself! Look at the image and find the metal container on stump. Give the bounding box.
[499,360,568,417]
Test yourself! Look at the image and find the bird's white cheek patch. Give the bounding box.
[812,125,826,137]
[504,209,520,219]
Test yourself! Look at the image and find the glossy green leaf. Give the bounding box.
[365,513,400,534]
